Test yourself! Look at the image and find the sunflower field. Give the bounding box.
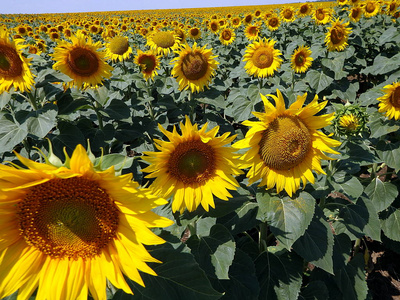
[1,0,400,299]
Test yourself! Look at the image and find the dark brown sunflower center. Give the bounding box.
[284,10,293,19]
[168,139,216,184]
[245,15,252,23]
[190,28,199,36]
[316,10,325,20]
[366,2,376,13]
[67,47,99,77]
[352,8,361,18]
[269,18,279,27]
[0,44,23,77]
[390,87,400,108]
[109,36,129,55]
[211,23,218,31]
[258,116,312,170]
[252,47,274,69]
[139,54,156,73]
[300,5,308,14]
[222,30,232,40]
[248,26,258,36]
[330,27,344,44]
[295,52,306,66]
[181,52,209,81]
[18,177,119,260]
[233,19,239,25]
[152,31,175,48]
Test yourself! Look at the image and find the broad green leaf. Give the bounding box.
[26,105,58,138]
[218,201,260,235]
[332,234,352,272]
[305,70,334,94]
[329,172,363,200]
[321,57,346,80]
[380,206,400,242]
[118,244,222,300]
[226,93,258,122]
[375,140,400,171]
[365,178,398,212]
[255,250,303,300]
[379,26,400,45]
[220,249,260,300]
[86,85,109,106]
[299,281,329,300]
[257,191,315,249]
[368,111,400,138]
[94,153,134,172]
[0,91,11,110]
[362,53,400,75]
[103,99,130,120]
[293,206,334,274]
[0,118,28,153]
[187,224,236,280]
[334,254,368,300]
[51,121,86,158]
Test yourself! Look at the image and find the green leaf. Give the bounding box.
[257,191,315,249]
[299,281,329,300]
[375,140,400,171]
[334,254,368,300]
[321,57,346,80]
[305,70,334,94]
[95,153,134,172]
[368,111,400,138]
[220,249,260,300]
[255,250,303,300]
[103,99,131,120]
[187,224,236,280]
[332,234,352,272]
[362,53,400,75]
[379,26,400,45]
[329,172,363,200]
[51,121,86,158]
[26,104,58,138]
[380,206,400,242]
[365,178,398,212]
[0,91,12,110]
[218,201,260,236]
[118,244,222,300]
[86,86,109,106]
[293,206,334,274]
[0,118,28,153]
[226,93,258,122]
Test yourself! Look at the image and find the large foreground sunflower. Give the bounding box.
[325,19,352,52]
[0,28,35,94]
[0,144,173,300]
[142,116,242,213]
[291,45,313,73]
[134,49,161,81]
[243,38,282,78]
[377,82,400,120]
[52,31,113,90]
[171,42,218,93]
[233,89,341,197]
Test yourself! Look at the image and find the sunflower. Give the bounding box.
[349,6,363,22]
[378,82,400,120]
[243,38,283,78]
[219,28,236,45]
[243,13,254,25]
[313,7,332,25]
[231,17,241,28]
[325,19,352,52]
[339,114,360,132]
[146,30,179,56]
[52,31,113,90]
[171,42,218,93]
[280,6,296,22]
[105,36,132,62]
[298,3,313,17]
[134,49,161,81]
[0,144,173,300]
[233,89,341,197]
[244,24,260,41]
[209,20,220,34]
[337,0,349,5]
[142,116,242,213]
[266,15,280,31]
[188,27,201,40]
[174,27,186,43]
[385,0,399,16]
[291,45,313,73]
[0,28,35,94]
[363,0,381,17]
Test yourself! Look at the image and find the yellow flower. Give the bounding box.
[134,49,161,81]
[233,89,341,197]
[171,42,218,93]
[325,19,352,52]
[243,38,283,78]
[313,7,332,25]
[146,30,179,56]
[378,82,400,120]
[298,3,313,17]
[209,20,220,34]
[219,28,236,45]
[0,27,34,93]
[266,15,280,31]
[291,45,313,73]
[339,114,360,132]
[349,6,363,22]
[142,116,242,213]
[52,31,113,90]
[363,0,381,17]
[0,144,173,300]
[244,24,260,41]
[105,36,133,62]
[280,6,296,22]
[188,27,201,40]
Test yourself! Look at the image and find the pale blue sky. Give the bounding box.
[3,0,305,14]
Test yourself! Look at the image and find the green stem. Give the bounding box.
[188,91,196,123]
[93,102,104,130]
[259,222,269,252]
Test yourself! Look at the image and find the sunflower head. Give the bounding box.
[363,0,380,17]
[325,18,352,52]
[333,103,368,136]
[349,6,363,22]
[105,36,132,62]
[233,89,341,197]
[266,15,280,31]
[313,7,332,24]
[171,42,219,93]
[244,24,260,41]
[378,82,400,120]
[298,3,313,17]
[280,6,296,22]
[188,27,201,40]
[243,37,283,78]
[134,49,161,81]
[219,28,236,45]
[147,30,179,56]
[291,45,313,73]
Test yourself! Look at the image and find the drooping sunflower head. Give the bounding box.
[280,6,297,22]
[378,82,400,120]
[349,5,363,22]
[325,19,352,52]
[219,28,236,45]
[233,89,341,197]
[0,27,35,94]
[363,0,381,17]
[313,7,332,24]
[243,37,283,78]
[146,30,179,56]
[134,49,161,81]
[266,15,280,31]
[0,144,173,300]
[291,45,313,73]
[51,31,113,90]
[188,27,201,40]
[105,35,132,62]
[244,24,260,41]
[142,116,242,213]
[171,42,219,93]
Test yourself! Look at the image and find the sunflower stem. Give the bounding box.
[259,222,269,252]
[93,102,104,130]
[188,91,196,123]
